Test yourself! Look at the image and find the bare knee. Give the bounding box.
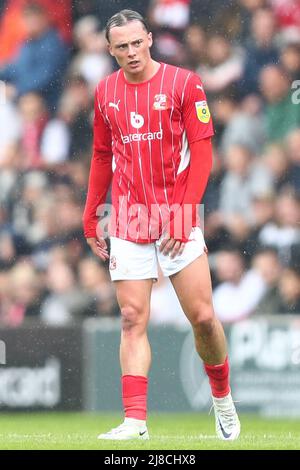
[121,305,147,334]
[190,304,216,336]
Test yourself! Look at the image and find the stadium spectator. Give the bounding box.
[219,144,273,223]
[184,24,206,70]
[259,65,300,142]
[277,265,300,314]
[0,230,16,270]
[190,0,245,38]
[58,76,93,161]
[0,2,69,110]
[147,0,191,65]
[50,186,83,244]
[204,143,274,258]
[285,129,300,194]
[241,8,279,95]
[235,0,268,42]
[252,247,283,315]
[213,247,267,322]
[148,0,191,33]
[0,0,71,66]
[8,171,50,253]
[40,111,70,167]
[41,260,93,325]
[197,35,244,95]
[243,192,276,260]
[262,143,294,193]
[280,43,300,82]
[201,149,228,254]
[78,257,119,317]
[202,147,224,217]
[258,190,300,263]
[17,92,49,170]
[69,16,113,93]
[211,91,266,155]
[150,270,188,326]
[72,0,151,29]
[3,261,43,326]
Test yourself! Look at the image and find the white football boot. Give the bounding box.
[212,393,241,440]
[97,418,149,441]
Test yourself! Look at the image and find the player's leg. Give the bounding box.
[98,237,156,440]
[158,229,239,439]
[117,279,153,377]
[169,253,240,440]
[170,253,226,364]
[98,279,152,441]
[158,228,226,364]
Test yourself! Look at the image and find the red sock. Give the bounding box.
[204,356,230,398]
[122,375,148,420]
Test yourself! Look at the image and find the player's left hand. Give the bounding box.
[159,235,185,259]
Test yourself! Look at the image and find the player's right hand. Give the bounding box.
[159,234,185,259]
[86,237,109,261]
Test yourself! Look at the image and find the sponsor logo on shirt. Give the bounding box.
[195,100,210,123]
[121,130,163,144]
[130,111,144,129]
[153,94,169,110]
[109,100,121,112]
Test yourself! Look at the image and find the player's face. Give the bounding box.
[108,21,153,80]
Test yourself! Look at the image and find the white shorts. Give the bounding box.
[109,227,206,281]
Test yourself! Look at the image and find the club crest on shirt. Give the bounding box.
[195,100,210,123]
[153,94,169,110]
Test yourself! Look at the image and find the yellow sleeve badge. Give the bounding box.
[195,100,210,123]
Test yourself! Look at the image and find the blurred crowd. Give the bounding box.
[0,0,299,327]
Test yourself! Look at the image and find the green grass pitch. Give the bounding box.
[0,412,299,450]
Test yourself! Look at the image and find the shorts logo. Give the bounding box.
[109,255,117,270]
[153,94,169,110]
[195,101,210,123]
[130,111,144,129]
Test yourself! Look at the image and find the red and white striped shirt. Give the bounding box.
[84,63,214,243]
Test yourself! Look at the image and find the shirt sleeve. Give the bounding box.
[181,72,214,144]
[169,137,213,242]
[82,86,113,238]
